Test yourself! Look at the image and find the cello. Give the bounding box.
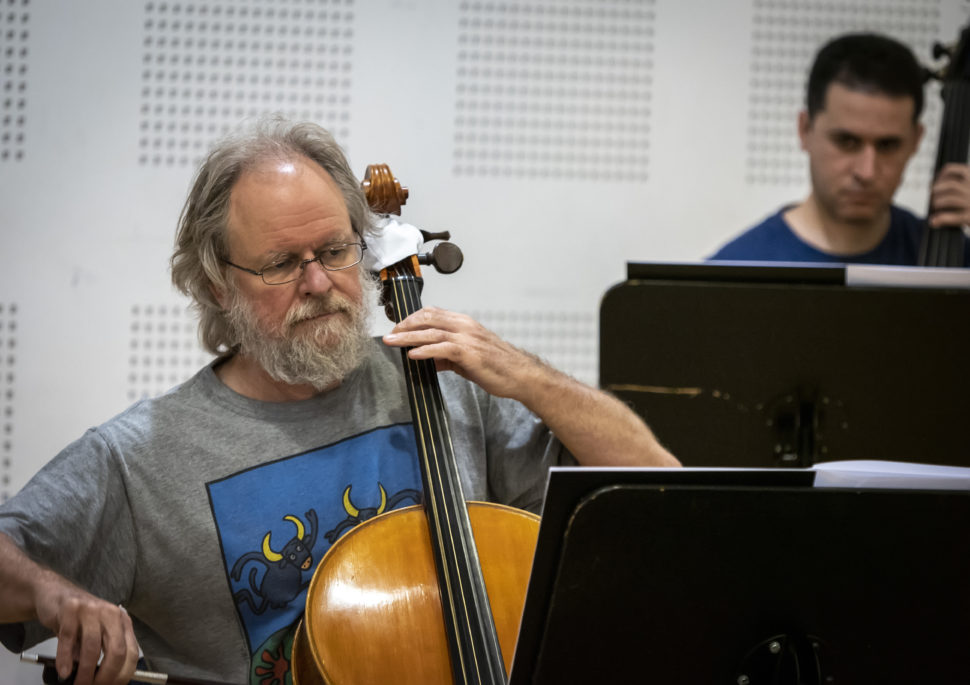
[919,22,970,266]
[290,165,541,684]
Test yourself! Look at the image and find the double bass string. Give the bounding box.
[923,41,970,267]
[934,80,963,264]
[942,80,970,262]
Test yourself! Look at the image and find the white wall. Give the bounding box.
[1,0,967,681]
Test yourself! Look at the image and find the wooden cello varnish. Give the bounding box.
[293,504,538,684]
[291,165,540,684]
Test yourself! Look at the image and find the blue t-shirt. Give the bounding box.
[709,205,969,266]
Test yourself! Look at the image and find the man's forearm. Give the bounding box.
[0,531,47,623]
[515,363,680,468]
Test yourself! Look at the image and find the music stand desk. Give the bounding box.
[600,261,970,467]
[509,466,970,684]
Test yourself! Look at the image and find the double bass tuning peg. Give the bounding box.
[933,41,954,62]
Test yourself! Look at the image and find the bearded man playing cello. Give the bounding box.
[0,116,679,685]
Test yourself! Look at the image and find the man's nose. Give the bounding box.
[853,145,877,181]
[299,258,334,296]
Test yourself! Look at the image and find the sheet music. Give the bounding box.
[812,460,970,490]
[845,264,970,289]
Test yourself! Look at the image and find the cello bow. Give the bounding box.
[20,653,242,685]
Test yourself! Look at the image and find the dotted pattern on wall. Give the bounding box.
[139,0,354,168]
[128,304,214,401]
[0,0,29,163]
[454,0,655,182]
[0,304,16,503]
[132,306,596,397]
[746,0,943,189]
[465,309,598,386]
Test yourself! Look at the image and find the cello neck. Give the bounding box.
[381,257,508,685]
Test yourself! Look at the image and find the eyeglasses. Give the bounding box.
[222,241,367,285]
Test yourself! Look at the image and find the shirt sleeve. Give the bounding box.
[482,393,576,514]
[0,428,137,651]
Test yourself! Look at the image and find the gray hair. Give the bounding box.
[171,115,375,354]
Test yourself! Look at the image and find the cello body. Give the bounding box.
[292,503,539,684]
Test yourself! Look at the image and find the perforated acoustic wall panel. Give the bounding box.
[0,304,15,503]
[128,305,214,401]
[454,0,655,181]
[4,2,970,681]
[467,309,597,386]
[0,0,29,162]
[139,0,355,167]
[746,0,943,189]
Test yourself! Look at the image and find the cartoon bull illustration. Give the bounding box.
[231,509,318,615]
[324,483,421,543]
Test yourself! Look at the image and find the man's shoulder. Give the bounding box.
[737,208,790,237]
[708,206,807,261]
[83,361,268,454]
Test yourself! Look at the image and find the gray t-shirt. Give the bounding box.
[0,340,568,683]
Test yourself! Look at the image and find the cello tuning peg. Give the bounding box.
[418,242,464,274]
[420,229,452,242]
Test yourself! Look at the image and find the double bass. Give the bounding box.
[291,165,541,684]
[919,23,970,266]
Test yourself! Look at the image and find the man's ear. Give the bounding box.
[797,110,812,152]
[210,281,228,310]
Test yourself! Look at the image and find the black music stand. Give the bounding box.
[509,467,970,684]
[599,262,970,468]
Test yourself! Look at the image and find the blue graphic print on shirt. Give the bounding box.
[207,423,423,682]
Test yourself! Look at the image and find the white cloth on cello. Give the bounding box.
[362,216,424,272]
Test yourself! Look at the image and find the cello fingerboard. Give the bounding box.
[381,259,509,685]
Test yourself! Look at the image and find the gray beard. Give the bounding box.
[226,271,379,391]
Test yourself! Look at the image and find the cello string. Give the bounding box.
[397,269,505,683]
[409,287,504,681]
[398,274,502,683]
[390,268,487,682]
[389,271,472,679]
